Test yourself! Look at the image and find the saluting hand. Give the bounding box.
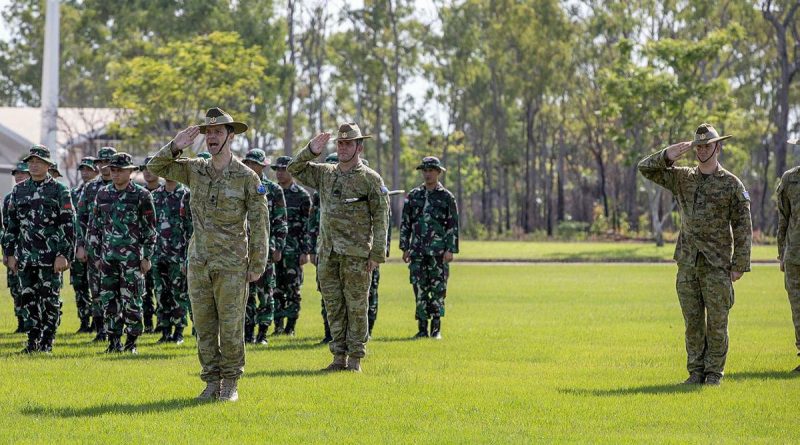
[173,126,201,152]
[309,132,331,155]
[666,141,692,161]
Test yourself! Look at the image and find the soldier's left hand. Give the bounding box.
[367,260,379,273]
[444,251,454,263]
[730,271,744,282]
[53,256,69,273]
[140,258,152,274]
[300,254,309,266]
[247,272,260,283]
[272,250,282,263]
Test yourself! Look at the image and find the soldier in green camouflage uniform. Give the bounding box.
[148,108,269,402]
[89,153,157,354]
[638,124,752,386]
[777,139,800,373]
[151,170,193,344]
[140,156,163,333]
[3,161,30,333]
[242,149,287,345]
[400,157,459,340]
[70,157,98,333]
[2,145,75,353]
[76,146,117,342]
[271,155,311,336]
[289,123,389,372]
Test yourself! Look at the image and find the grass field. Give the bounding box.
[1,260,798,443]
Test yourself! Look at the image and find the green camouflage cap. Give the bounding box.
[23,144,55,165]
[140,156,153,171]
[48,161,62,176]
[416,156,446,172]
[244,148,268,166]
[78,157,96,171]
[324,153,339,164]
[198,107,248,134]
[270,155,292,170]
[96,146,117,161]
[109,152,138,169]
[335,122,372,141]
[691,123,732,146]
[11,161,29,174]
[196,151,211,160]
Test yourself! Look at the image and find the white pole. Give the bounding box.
[40,0,60,150]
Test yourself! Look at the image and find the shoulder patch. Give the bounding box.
[742,191,750,201]
[257,184,267,195]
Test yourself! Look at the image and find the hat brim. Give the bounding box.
[416,164,446,172]
[692,134,733,146]
[199,122,249,135]
[244,159,267,167]
[23,154,54,165]
[109,165,139,170]
[335,134,373,141]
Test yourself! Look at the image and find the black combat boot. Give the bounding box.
[92,318,107,342]
[284,318,297,337]
[320,318,332,344]
[415,319,429,338]
[105,334,122,353]
[123,334,138,354]
[157,326,172,344]
[14,316,25,333]
[244,323,255,343]
[430,318,442,340]
[272,317,285,336]
[368,318,375,339]
[21,329,40,354]
[143,317,154,334]
[76,316,90,334]
[171,327,185,345]
[255,324,269,345]
[39,332,54,353]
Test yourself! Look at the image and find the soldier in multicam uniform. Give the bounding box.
[70,157,98,333]
[400,156,459,340]
[76,146,117,342]
[308,153,337,343]
[151,165,193,345]
[3,161,30,333]
[140,156,163,334]
[776,139,800,373]
[639,123,752,386]
[271,155,312,337]
[148,107,269,402]
[289,123,389,373]
[242,149,288,345]
[89,153,156,354]
[2,145,75,353]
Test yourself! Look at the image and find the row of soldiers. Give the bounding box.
[2,143,460,354]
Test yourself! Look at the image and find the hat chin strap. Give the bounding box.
[210,131,232,156]
[696,143,718,164]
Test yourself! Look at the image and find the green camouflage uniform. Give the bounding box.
[70,181,92,322]
[2,174,75,347]
[142,183,161,331]
[639,148,752,379]
[152,184,193,330]
[77,175,114,332]
[777,166,800,355]
[400,182,459,320]
[288,145,389,360]
[3,191,23,325]
[148,142,269,383]
[89,181,157,338]
[275,182,311,321]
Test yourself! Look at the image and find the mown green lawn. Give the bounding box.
[0,262,797,443]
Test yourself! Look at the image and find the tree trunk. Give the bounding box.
[282,0,296,155]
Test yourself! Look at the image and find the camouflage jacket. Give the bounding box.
[281,182,312,256]
[89,182,156,263]
[308,190,392,257]
[288,146,389,263]
[2,176,75,268]
[148,143,269,275]
[152,183,193,264]
[263,177,288,259]
[399,182,459,257]
[76,177,112,251]
[638,148,752,272]
[2,192,10,230]
[777,166,800,265]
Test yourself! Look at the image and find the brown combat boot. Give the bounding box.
[704,374,722,386]
[218,379,239,402]
[321,355,348,372]
[197,380,221,401]
[347,356,362,372]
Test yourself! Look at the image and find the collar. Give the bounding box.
[336,160,365,175]
[421,181,445,192]
[691,163,725,178]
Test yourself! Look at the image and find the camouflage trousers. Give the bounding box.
[87,257,104,320]
[318,251,370,358]
[7,268,22,319]
[70,260,92,320]
[321,266,379,324]
[17,266,63,337]
[275,255,304,319]
[188,262,248,382]
[676,255,734,378]
[153,261,190,329]
[409,255,449,320]
[143,268,156,324]
[99,259,144,337]
[247,263,276,327]
[784,263,800,354]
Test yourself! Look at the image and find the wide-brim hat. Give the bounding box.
[109,153,139,169]
[198,107,248,134]
[11,161,29,174]
[49,162,62,175]
[244,149,268,166]
[139,156,154,171]
[416,156,446,172]
[691,123,732,146]
[270,155,293,170]
[23,144,55,165]
[78,157,97,171]
[335,122,372,141]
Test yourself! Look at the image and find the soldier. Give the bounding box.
[242,149,288,345]
[288,123,389,372]
[148,107,269,402]
[776,139,800,373]
[3,161,30,333]
[151,168,193,344]
[140,156,162,334]
[70,157,98,333]
[271,155,311,336]
[89,153,156,354]
[639,123,752,386]
[2,145,75,353]
[76,146,117,342]
[48,162,62,179]
[400,156,459,340]
[308,153,337,344]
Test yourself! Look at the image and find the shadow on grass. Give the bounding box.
[246,368,325,378]
[559,383,703,397]
[725,370,800,381]
[249,340,324,352]
[542,248,667,263]
[21,398,201,418]
[374,335,422,343]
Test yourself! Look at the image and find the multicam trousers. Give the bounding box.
[318,251,370,358]
[784,263,800,354]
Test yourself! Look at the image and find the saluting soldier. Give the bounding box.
[3,161,30,334]
[70,157,99,333]
[400,157,459,340]
[2,145,75,353]
[776,139,800,373]
[638,123,752,386]
[308,153,337,344]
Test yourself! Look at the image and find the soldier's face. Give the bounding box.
[694,142,718,163]
[27,157,49,180]
[275,167,291,184]
[337,139,362,162]
[13,172,29,184]
[422,168,441,184]
[110,167,133,187]
[205,125,232,155]
[79,167,97,183]
[243,160,264,176]
[96,160,112,179]
[142,169,160,183]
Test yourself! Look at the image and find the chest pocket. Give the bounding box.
[214,185,246,225]
[119,195,140,224]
